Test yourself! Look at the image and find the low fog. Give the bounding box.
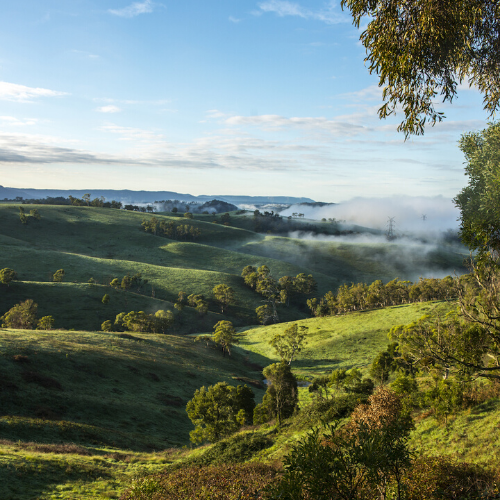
[272,197,468,282]
[281,196,460,235]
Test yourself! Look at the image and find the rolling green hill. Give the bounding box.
[0,204,467,332]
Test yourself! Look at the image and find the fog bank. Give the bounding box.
[281,196,460,233]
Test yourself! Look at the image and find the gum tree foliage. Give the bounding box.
[1,299,38,329]
[242,265,316,324]
[455,122,500,263]
[212,284,236,313]
[52,269,65,282]
[0,268,17,286]
[254,362,298,426]
[269,323,308,366]
[341,0,500,137]
[213,320,238,356]
[391,123,500,380]
[186,382,255,444]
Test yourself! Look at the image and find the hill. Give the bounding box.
[3,300,500,499]
[0,204,467,331]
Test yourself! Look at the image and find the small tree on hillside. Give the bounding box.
[254,362,298,426]
[37,316,55,330]
[0,268,17,286]
[53,269,65,282]
[269,323,308,365]
[213,320,238,356]
[212,284,236,313]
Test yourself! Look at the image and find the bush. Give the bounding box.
[120,463,279,500]
[187,433,274,466]
[404,456,499,499]
[37,316,55,330]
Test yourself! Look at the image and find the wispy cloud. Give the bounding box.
[0,116,38,127]
[0,81,68,102]
[109,0,154,18]
[224,114,368,136]
[0,132,122,165]
[258,0,348,24]
[96,105,121,113]
[229,16,241,23]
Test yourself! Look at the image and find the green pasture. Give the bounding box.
[235,300,456,379]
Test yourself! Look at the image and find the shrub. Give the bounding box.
[187,433,274,466]
[404,456,499,499]
[37,315,55,330]
[120,463,280,500]
[52,269,65,282]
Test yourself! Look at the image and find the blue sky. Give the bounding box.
[0,0,489,202]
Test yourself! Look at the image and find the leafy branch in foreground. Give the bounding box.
[341,0,500,137]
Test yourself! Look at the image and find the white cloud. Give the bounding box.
[229,16,241,23]
[96,105,122,113]
[258,0,348,24]
[0,81,68,102]
[109,0,154,18]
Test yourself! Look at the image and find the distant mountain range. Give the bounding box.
[0,186,315,206]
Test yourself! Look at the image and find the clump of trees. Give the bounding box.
[174,291,208,316]
[141,216,201,241]
[307,276,456,317]
[186,382,255,444]
[18,206,41,224]
[241,265,316,324]
[1,299,54,330]
[68,194,122,209]
[111,309,174,334]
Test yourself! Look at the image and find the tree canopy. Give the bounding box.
[186,382,255,443]
[455,122,500,262]
[341,0,500,136]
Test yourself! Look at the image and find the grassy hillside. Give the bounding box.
[236,300,455,380]
[2,300,500,499]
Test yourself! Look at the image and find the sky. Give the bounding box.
[0,0,490,202]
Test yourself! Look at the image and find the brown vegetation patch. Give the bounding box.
[405,456,499,499]
[22,371,63,390]
[104,452,132,461]
[13,355,30,363]
[0,439,91,456]
[157,393,184,407]
[120,463,281,500]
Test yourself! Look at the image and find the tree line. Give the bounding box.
[141,216,201,241]
[307,276,457,317]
